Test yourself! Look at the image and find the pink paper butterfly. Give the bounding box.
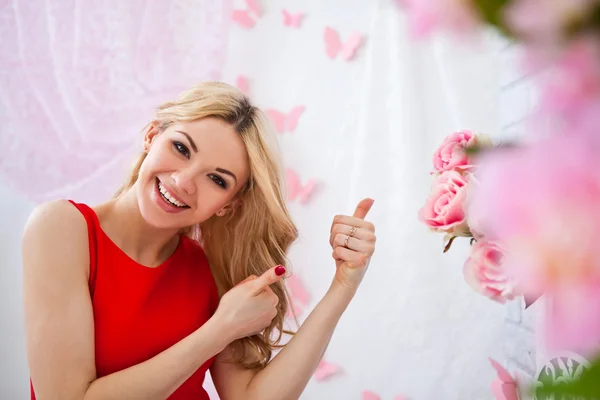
[266,106,305,133]
[235,75,250,95]
[362,391,407,400]
[231,0,262,29]
[313,359,340,381]
[282,10,303,28]
[287,274,310,305]
[362,391,381,400]
[286,300,304,319]
[324,27,364,60]
[286,274,310,318]
[489,358,519,400]
[285,168,317,205]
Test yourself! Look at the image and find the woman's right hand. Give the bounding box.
[212,265,287,342]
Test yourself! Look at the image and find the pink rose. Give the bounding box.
[432,130,489,174]
[419,170,470,235]
[463,240,515,304]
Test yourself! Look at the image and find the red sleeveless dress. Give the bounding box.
[30,200,220,399]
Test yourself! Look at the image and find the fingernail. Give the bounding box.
[275,265,286,276]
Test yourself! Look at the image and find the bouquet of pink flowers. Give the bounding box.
[401,0,600,396]
[419,130,518,304]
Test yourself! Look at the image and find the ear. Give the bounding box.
[230,198,243,210]
[216,199,243,217]
[143,121,161,153]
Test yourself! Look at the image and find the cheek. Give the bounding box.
[193,181,235,210]
[140,147,174,178]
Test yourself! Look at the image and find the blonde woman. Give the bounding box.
[22,82,377,400]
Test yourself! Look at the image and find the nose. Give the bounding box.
[172,169,196,196]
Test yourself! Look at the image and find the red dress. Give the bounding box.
[31,200,220,399]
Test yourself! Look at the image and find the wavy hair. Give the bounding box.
[115,82,299,368]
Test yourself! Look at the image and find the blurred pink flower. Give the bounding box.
[419,170,470,236]
[544,281,600,356]
[468,134,600,352]
[536,37,600,123]
[432,130,491,174]
[463,240,516,303]
[504,0,596,46]
[395,0,481,39]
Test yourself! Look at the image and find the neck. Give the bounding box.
[99,185,182,267]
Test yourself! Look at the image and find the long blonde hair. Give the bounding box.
[116,82,299,369]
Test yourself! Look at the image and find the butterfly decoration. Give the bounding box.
[324,27,364,61]
[362,390,408,400]
[285,168,317,205]
[266,106,305,134]
[489,358,519,400]
[363,391,381,400]
[286,274,310,318]
[231,0,262,29]
[313,359,341,381]
[235,75,250,95]
[282,10,304,28]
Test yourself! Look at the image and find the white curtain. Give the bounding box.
[210,0,509,398]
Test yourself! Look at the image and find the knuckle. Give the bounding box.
[334,233,345,245]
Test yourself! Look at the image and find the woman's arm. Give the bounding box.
[23,200,230,400]
[211,281,355,400]
[211,198,376,400]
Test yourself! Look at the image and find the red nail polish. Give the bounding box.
[275,265,286,276]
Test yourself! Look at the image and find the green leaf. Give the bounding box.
[534,356,600,399]
[472,0,514,38]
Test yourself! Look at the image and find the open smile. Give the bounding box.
[156,178,190,209]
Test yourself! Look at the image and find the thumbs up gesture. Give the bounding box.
[329,198,377,291]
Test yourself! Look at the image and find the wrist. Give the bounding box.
[328,279,357,303]
[202,314,235,353]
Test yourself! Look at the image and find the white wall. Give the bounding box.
[0,0,536,398]
[0,183,35,398]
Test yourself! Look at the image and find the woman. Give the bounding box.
[22,82,377,400]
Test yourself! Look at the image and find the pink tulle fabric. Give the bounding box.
[0,1,231,204]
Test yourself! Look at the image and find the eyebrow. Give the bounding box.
[216,168,238,184]
[175,130,197,153]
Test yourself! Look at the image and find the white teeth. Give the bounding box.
[157,181,187,208]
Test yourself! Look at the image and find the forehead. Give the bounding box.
[169,118,249,176]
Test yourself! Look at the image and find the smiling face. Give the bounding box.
[135,117,251,229]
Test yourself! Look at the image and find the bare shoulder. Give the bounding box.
[24,199,86,235]
[22,199,89,276]
[22,200,97,397]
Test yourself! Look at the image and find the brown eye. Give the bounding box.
[172,141,190,158]
[209,174,227,189]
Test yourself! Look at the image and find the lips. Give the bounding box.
[156,178,189,209]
